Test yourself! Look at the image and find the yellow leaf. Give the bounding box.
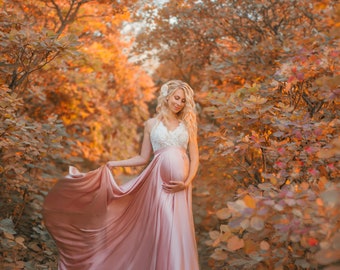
[270,177,277,185]
[243,195,256,208]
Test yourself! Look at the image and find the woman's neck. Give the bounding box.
[159,112,179,123]
[167,110,180,121]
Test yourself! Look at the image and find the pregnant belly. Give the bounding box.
[158,147,189,183]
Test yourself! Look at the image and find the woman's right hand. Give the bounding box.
[106,161,117,168]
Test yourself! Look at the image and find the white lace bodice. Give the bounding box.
[150,121,189,152]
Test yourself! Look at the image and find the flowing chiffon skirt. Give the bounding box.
[43,146,199,270]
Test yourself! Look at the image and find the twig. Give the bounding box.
[14,187,28,228]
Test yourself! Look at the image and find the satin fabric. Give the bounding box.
[43,146,199,270]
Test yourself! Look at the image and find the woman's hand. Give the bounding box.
[106,161,117,168]
[162,181,187,193]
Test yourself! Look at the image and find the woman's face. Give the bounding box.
[167,89,186,114]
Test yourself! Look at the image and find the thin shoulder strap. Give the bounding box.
[148,117,160,134]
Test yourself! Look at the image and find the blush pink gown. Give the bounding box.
[43,121,199,270]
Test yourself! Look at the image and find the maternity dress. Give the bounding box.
[43,120,199,270]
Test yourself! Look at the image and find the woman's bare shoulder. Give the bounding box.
[144,117,159,132]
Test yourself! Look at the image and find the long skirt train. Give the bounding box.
[43,146,199,270]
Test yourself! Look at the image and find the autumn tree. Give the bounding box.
[33,0,155,165]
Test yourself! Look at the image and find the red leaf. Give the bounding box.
[277,147,286,155]
[275,161,286,169]
[308,237,318,246]
[308,168,319,177]
[288,76,296,83]
[305,146,316,154]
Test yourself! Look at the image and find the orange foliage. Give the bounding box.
[0,0,152,249]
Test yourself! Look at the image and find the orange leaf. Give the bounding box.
[244,239,258,254]
[243,195,256,208]
[211,248,228,261]
[260,240,270,251]
[227,235,245,251]
[209,230,220,240]
[216,208,232,220]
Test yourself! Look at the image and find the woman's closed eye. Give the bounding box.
[175,95,186,103]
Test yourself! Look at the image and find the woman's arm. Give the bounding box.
[162,134,199,193]
[106,120,153,168]
[183,136,199,187]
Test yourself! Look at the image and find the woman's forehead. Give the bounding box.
[174,88,185,97]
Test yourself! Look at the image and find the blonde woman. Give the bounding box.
[43,80,200,270]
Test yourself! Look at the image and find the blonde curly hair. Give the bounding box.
[156,80,197,139]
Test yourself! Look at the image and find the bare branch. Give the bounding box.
[50,0,65,24]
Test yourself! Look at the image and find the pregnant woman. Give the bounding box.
[43,80,200,270]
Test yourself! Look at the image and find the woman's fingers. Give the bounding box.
[162,181,186,193]
[106,161,114,168]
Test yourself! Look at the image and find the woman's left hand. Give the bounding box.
[162,181,187,193]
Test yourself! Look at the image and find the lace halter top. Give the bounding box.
[150,120,189,152]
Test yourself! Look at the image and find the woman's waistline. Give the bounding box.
[154,146,187,156]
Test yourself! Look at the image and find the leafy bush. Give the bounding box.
[207,182,340,269]
[0,87,69,218]
[202,2,340,268]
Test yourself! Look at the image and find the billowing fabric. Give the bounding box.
[43,121,199,270]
